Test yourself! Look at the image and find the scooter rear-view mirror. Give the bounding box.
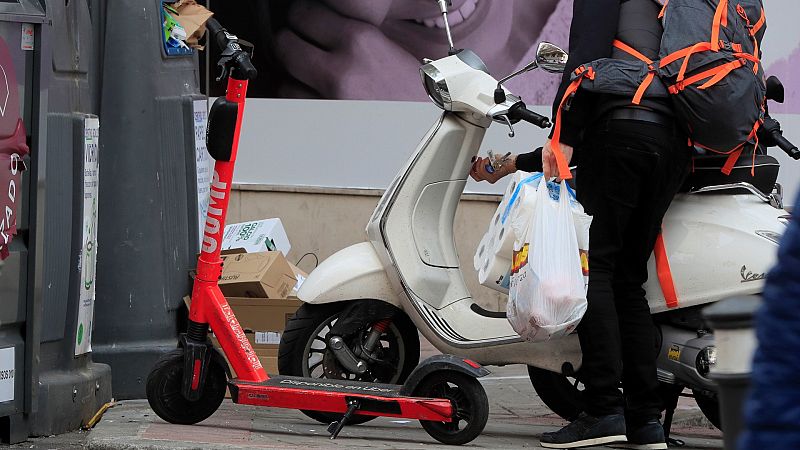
[535,42,569,73]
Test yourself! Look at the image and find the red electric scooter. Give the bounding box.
[145,19,489,445]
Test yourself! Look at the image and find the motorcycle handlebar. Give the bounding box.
[772,130,800,160]
[507,103,551,129]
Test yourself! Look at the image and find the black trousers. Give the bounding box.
[575,118,690,423]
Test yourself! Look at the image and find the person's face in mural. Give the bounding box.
[274,0,561,100]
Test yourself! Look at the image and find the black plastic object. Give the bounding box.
[766,76,785,103]
[508,103,551,128]
[207,97,239,161]
[400,354,490,396]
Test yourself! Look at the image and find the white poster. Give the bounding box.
[75,117,100,356]
[194,99,212,247]
[0,347,14,402]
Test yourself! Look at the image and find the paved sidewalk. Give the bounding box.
[12,364,722,450]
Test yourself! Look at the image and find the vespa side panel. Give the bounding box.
[645,194,786,313]
[296,242,400,307]
[376,113,486,310]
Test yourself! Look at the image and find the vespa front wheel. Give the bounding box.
[146,349,227,425]
[414,371,489,445]
[278,301,420,425]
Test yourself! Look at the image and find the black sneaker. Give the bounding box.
[611,420,667,450]
[539,412,627,449]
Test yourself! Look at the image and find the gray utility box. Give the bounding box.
[1,0,115,442]
[0,0,49,443]
[89,0,205,399]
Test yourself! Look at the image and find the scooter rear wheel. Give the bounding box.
[415,371,489,445]
[146,349,227,425]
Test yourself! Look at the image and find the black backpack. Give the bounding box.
[550,0,767,178]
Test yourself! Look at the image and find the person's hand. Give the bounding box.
[542,139,573,180]
[274,0,425,100]
[470,155,517,184]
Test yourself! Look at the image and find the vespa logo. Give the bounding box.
[740,265,767,283]
[201,171,227,253]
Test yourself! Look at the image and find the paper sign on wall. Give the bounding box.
[193,99,212,247]
[0,347,15,402]
[75,117,100,356]
[255,331,281,345]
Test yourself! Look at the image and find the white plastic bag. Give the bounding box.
[507,177,591,342]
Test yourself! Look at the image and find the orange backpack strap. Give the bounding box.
[752,8,766,35]
[612,40,656,105]
[660,42,714,68]
[696,59,746,89]
[711,0,729,52]
[654,231,679,309]
[550,67,594,180]
[614,40,653,64]
[695,120,762,175]
[658,0,669,19]
[721,147,744,175]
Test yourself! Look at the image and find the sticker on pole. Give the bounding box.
[0,347,14,402]
[75,117,100,356]
[193,99,211,247]
[20,24,34,51]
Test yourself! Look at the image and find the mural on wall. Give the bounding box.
[212,0,798,111]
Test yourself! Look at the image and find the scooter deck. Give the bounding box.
[229,375,453,421]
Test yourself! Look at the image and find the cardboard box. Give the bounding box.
[219,251,297,299]
[223,218,291,256]
[183,296,302,383]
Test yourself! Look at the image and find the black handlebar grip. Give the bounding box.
[233,53,258,81]
[772,130,800,160]
[205,18,229,52]
[508,103,552,129]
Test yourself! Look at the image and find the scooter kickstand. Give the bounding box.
[327,399,361,439]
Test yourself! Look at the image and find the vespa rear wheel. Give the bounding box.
[146,349,227,425]
[415,371,489,445]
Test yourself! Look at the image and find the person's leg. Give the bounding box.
[541,120,666,448]
[612,124,690,424]
[574,121,666,417]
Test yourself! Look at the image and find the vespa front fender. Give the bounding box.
[297,242,401,307]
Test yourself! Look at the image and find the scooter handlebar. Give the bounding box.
[205,18,228,51]
[773,130,800,160]
[205,18,258,81]
[507,103,552,129]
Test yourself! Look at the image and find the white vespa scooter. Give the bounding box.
[279,0,798,438]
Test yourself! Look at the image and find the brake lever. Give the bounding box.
[216,59,231,82]
[498,115,515,138]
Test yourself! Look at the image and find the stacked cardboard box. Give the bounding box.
[186,249,309,376]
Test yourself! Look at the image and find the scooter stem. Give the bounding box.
[194,77,248,287]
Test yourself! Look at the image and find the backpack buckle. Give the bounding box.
[719,41,733,52]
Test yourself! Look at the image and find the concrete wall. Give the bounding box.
[228,185,509,311]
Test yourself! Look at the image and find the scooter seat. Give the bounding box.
[680,154,779,196]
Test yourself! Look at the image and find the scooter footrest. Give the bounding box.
[236,375,402,396]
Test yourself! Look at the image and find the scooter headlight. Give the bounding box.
[421,64,451,111]
[696,346,717,378]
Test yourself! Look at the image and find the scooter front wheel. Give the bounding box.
[414,371,489,445]
[146,349,227,425]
